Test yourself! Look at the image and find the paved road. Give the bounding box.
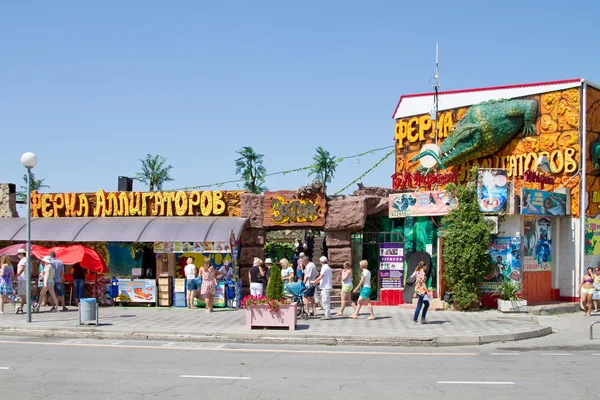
[0,335,597,400]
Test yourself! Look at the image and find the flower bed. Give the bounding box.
[242,295,297,331]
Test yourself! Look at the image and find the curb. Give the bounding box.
[0,325,553,347]
[529,303,581,316]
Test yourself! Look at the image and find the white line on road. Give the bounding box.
[437,381,515,385]
[0,340,479,357]
[181,375,250,380]
[594,354,600,356]
[541,353,571,356]
[110,341,123,345]
[0,367,10,370]
[490,353,520,356]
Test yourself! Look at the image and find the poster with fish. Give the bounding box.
[521,189,568,216]
[481,237,521,292]
[477,169,508,213]
[389,191,457,218]
[523,216,552,272]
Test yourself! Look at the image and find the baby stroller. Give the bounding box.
[284,281,308,320]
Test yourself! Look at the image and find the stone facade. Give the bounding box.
[0,183,19,218]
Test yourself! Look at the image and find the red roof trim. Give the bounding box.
[391,78,581,119]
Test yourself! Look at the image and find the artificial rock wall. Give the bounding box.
[0,184,19,218]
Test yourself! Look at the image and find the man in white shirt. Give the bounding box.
[302,255,318,316]
[311,256,332,320]
[184,257,198,309]
[15,249,29,314]
[217,260,234,281]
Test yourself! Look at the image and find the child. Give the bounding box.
[350,260,375,320]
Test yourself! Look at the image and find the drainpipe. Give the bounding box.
[579,80,588,299]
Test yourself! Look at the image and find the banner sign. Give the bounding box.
[523,216,552,272]
[153,241,231,254]
[521,189,568,216]
[114,279,156,303]
[379,243,404,289]
[481,237,522,292]
[477,169,508,213]
[389,191,457,218]
[194,282,226,308]
[263,190,326,228]
[585,219,600,256]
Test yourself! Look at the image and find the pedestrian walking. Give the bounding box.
[593,267,600,313]
[184,257,198,308]
[350,260,375,320]
[336,261,356,317]
[578,267,595,317]
[34,256,59,312]
[311,256,332,320]
[49,251,68,311]
[0,255,17,314]
[248,257,265,296]
[200,258,218,313]
[412,262,430,324]
[295,252,305,282]
[15,249,29,313]
[302,255,318,316]
[71,262,86,306]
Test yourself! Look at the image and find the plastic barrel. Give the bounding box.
[80,298,97,322]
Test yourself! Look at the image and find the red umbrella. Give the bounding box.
[31,244,108,274]
[0,243,27,256]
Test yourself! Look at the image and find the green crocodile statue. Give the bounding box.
[412,99,539,169]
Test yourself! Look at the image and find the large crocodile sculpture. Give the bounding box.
[412,99,539,169]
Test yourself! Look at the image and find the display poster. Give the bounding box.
[477,169,508,213]
[114,279,157,303]
[523,216,552,272]
[379,243,404,288]
[585,219,600,256]
[521,189,568,216]
[153,241,231,254]
[389,191,457,218]
[194,282,226,308]
[175,253,233,278]
[481,237,521,292]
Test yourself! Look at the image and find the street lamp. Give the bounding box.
[20,152,37,323]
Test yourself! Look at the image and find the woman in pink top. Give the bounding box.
[200,258,218,313]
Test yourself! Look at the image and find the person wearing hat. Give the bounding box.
[311,256,333,320]
[248,257,266,296]
[34,256,59,312]
[14,248,29,314]
[217,259,234,281]
[263,258,274,292]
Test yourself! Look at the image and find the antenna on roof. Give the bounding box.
[429,43,440,144]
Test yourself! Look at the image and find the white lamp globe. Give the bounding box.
[21,152,38,168]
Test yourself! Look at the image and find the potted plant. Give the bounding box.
[496,280,528,312]
[244,261,297,330]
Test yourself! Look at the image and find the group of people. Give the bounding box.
[248,253,376,321]
[184,257,234,312]
[578,266,600,316]
[0,249,75,314]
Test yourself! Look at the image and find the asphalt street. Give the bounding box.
[0,334,597,400]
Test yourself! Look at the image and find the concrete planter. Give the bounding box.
[497,299,528,313]
[245,303,297,330]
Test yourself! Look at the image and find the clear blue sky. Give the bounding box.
[1,1,598,196]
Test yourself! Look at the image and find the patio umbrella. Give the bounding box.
[0,243,27,256]
[31,244,108,274]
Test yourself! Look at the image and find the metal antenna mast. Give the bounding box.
[430,43,440,144]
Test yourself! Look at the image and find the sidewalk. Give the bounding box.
[0,305,553,347]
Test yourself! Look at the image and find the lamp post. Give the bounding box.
[20,152,38,323]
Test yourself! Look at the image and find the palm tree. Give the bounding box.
[134,154,174,191]
[235,146,267,194]
[308,146,338,192]
[17,172,50,201]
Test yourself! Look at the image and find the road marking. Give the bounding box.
[594,354,600,356]
[180,375,249,380]
[437,381,514,385]
[0,367,10,370]
[0,340,479,357]
[490,353,520,356]
[541,353,571,356]
[111,341,123,345]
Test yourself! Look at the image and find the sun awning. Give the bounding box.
[0,217,247,243]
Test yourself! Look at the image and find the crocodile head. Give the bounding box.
[437,121,482,166]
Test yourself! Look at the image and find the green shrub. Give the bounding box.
[266,264,284,300]
[498,280,521,301]
[442,169,493,310]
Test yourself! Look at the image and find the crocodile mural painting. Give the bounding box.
[412,99,539,169]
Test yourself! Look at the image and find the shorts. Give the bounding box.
[581,287,594,295]
[54,282,64,296]
[18,280,27,296]
[593,290,600,301]
[359,287,372,299]
[187,279,198,291]
[342,284,353,293]
[303,286,316,297]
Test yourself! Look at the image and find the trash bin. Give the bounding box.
[78,298,98,326]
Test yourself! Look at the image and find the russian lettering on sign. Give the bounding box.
[263,191,326,227]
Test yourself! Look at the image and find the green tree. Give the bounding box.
[134,154,174,191]
[308,146,338,192]
[235,146,267,194]
[266,264,285,300]
[442,168,493,310]
[17,172,50,201]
